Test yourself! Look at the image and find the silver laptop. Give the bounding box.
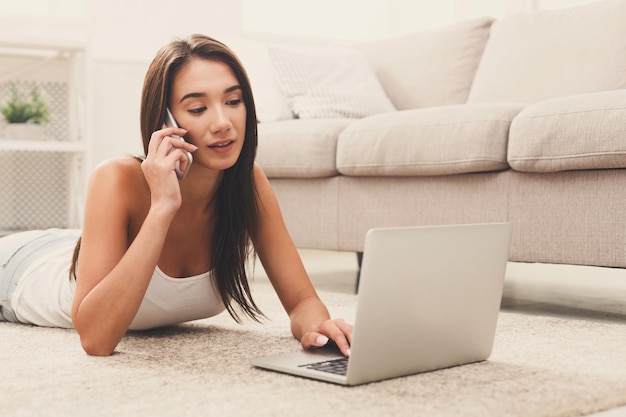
[251,223,512,386]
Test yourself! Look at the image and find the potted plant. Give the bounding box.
[1,83,50,140]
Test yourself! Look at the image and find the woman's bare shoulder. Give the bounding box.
[91,157,143,183]
[252,162,270,188]
[92,156,142,174]
[88,157,148,199]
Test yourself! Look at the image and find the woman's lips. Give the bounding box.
[208,140,234,153]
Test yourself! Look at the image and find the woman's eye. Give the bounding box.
[189,107,206,114]
[226,99,241,106]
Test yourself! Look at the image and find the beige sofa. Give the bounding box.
[229,0,626,313]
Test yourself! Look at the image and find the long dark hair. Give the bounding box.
[71,34,263,322]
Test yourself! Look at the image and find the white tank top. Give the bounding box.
[12,246,225,330]
[128,266,225,330]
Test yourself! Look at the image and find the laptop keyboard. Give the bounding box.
[299,357,349,376]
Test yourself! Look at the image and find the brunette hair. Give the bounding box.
[71,34,263,322]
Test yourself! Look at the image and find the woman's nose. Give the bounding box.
[210,106,232,133]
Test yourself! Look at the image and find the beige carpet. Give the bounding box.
[2,280,626,417]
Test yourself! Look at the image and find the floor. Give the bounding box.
[253,249,626,417]
[255,249,626,320]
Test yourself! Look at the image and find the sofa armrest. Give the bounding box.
[508,90,626,173]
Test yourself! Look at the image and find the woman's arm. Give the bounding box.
[72,127,194,356]
[71,159,173,355]
[252,164,353,356]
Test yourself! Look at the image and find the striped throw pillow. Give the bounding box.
[268,45,396,119]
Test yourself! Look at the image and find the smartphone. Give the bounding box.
[164,108,193,180]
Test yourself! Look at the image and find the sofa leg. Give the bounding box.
[356,252,363,293]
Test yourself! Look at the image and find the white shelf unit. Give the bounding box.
[0,35,92,234]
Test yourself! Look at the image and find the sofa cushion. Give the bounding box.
[508,90,626,173]
[348,17,493,110]
[336,104,525,177]
[468,0,626,103]
[267,45,396,119]
[257,118,354,178]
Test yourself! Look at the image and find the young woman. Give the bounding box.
[0,34,352,357]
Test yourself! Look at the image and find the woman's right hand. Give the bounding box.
[141,126,197,213]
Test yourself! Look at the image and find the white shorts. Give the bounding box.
[0,229,80,322]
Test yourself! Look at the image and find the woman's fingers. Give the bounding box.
[149,127,191,156]
[301,319,354,357]
[146,127,196,175]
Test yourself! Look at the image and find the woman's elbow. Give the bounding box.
[80,337,116,356]
[74,321,118,356]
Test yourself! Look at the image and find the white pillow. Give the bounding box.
[267,45,396,119]
[347,17,494,110]
[467,1,626,103]
[221,37,294,123]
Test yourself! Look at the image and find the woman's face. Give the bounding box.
[169,57,247,174]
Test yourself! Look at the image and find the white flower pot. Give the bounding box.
[3,123,49,141]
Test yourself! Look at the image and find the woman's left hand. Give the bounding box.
[300,318,353,357]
